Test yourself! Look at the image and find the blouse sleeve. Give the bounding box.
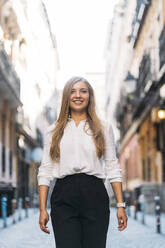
[104,122,123,183]
[37,126,54,187]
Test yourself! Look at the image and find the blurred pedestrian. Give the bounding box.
[38,76,127,248]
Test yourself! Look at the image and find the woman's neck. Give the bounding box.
[70,112,87,121]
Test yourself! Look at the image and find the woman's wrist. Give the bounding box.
[116,202,126,208]
[40,207,47,212]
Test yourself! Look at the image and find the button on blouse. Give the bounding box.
[37,118,122,186]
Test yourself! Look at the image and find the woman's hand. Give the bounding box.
[39,209,50,234]
[117,207,128,231]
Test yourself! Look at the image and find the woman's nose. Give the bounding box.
[75,91,80,97]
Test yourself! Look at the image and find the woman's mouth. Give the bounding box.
[73,100,83,105]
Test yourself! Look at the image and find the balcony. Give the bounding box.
[136,54,151,95]
[0,42,21,107]
[130,0,150,47]
[119,53,156,138]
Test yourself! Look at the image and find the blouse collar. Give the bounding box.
[68,117,87,122]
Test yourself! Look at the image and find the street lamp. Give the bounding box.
[157,110,165,120]
[160,84,165,99]
[158,84,165,120]
[18,135,25,148]
[124,72,137,94]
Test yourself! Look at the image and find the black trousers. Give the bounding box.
[50,173,110,248]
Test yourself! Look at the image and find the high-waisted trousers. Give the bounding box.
[50,173,110,248]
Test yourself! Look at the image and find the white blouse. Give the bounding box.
[37,118,122,186]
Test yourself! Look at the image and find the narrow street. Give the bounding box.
[0,208,165,248]
[1,1,165,247]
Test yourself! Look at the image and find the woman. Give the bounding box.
[38,76,127,248]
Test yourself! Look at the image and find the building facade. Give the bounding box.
[0,0,60,214]
[105,0,165,213]
[0,41,21,215]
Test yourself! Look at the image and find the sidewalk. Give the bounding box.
[0,208,38,230]
[128,206,165,235]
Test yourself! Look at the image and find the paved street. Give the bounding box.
[128,206,165,235]
[0,208,165,248]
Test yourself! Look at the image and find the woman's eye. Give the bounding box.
[71,90,87,94]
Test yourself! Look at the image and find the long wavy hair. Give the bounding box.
[50,76,106,163]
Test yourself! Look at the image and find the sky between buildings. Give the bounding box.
[45,0,116,89]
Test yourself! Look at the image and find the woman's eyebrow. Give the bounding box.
[72,88,88,90]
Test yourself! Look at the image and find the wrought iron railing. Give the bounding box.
[130,0,150,47]
[159,26,165,70]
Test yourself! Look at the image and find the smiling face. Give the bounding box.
[69,81,90,114]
